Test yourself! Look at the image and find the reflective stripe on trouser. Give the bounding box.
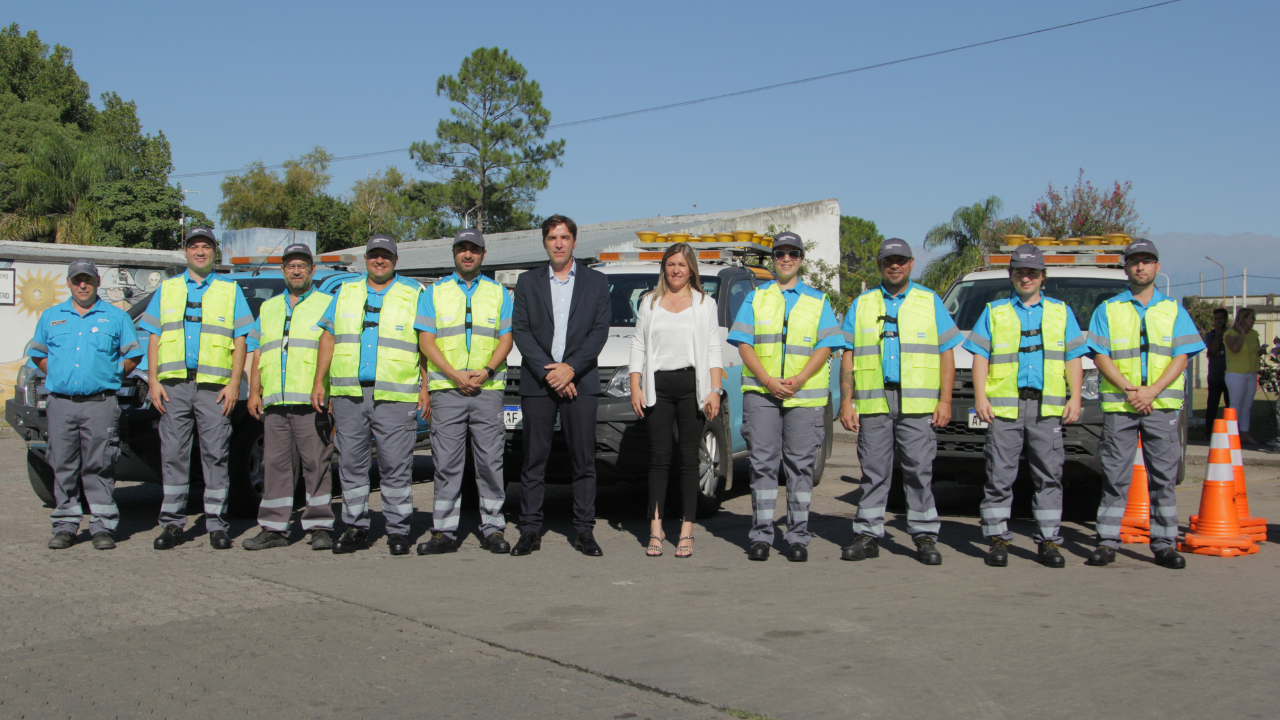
[742,392,824,545]
[258,406,336,533]
[331,386,417,535]
[980,397,1064,544]
[428,389,507,539]
[1097,410,1181,551]
[46,397,121,535]
[853,387,940,539]
[157,380,234,532]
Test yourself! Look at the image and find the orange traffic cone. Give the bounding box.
[1119,438,1151,544]
[1191,409,1268,542]
[1179,419,1257,557]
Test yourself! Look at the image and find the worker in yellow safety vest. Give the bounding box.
[138,227,254,551]
[313,235,431,556]
[414,229,514,556]
[243,243,337,551]
[838,238,962,565]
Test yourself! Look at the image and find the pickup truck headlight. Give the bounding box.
[1081,369,1100,401]
[604,366,631,398]
[15,365,45,407]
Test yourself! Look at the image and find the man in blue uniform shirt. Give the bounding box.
[27,260,144,550]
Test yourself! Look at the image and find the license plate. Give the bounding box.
[968,409,989,429]
[503,405,560,431]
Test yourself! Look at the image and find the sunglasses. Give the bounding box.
[772,249,803,260]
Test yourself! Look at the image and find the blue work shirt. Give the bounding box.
[317,275,430,382]
[727,279,845,352]
[840,282,962,384]
[136,270,254,369]
[248,287,323,393]
[962,293,1088,391]
[419,273,514,350]
[1086,287,1205,382]
[27,299,144,395]
[549,261,576,363]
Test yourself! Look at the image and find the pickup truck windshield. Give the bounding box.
[944,277,1129,331]
[607,274,721,327]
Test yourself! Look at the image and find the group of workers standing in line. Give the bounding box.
[30,218,1205,569]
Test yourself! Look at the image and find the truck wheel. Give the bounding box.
[27,449,55,507]
[696,411,732,519]
[228,421,266,518]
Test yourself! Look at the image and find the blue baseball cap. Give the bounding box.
[878,237,913,260]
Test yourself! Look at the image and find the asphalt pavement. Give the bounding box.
[1,435,1277,720]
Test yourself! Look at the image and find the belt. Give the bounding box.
[1018,387,1042,400]
[359,380,376,388]
[655,367,695,374]
[50,392,112,403]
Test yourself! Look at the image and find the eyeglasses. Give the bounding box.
[1126,257,1158,267]
[772,250,803,260]
[282,262,312,271]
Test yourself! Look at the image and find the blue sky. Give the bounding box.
[12,0,1277,245]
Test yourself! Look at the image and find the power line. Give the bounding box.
[171,0,1185,180]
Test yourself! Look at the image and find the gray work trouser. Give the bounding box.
[853,387,940,539]
[331,386,417,536]
[743,392,824,546]
[981,397,1064,544]
[1097,410,1181,551]
[47,396,121,536]
[428,389,506,540]
[259,405,335,534]
[157,380,233,532]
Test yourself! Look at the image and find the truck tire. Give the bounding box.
[27,449,55,507]
[695,410,733,519]
[228,420,266,518]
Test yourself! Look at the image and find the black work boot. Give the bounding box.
[1038,541,1066,569]
[386,534,412,556]
[985,538,1010,567]
[90,532,115,550]
[48,531,76,550]
[1086,545,1116,567]
[841,534,880,561]
[309,530,333,551]
[153,525,184,550]
[747,541,771,561]
[242,530,288,551]
[786,543,808,563]
[332,527,369,554]
[416,532,457,555]
[1153,547,1186,569]
[479,531,511,554]
[209,530,232,550]
[915,536,943,565]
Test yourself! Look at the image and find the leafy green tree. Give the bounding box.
[839,215,886,299]
[218,146,333,229]
[921,196,1005,293]
[13,132,124,244]
[0,91,77,212]
[0,23,95,130]
[89,179,182,248]
[95,91,173,181]
[409,47,564,233]
[290,194,355,253]
[1029,169,1142,238]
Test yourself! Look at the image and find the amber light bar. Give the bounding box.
[231,254,353,265]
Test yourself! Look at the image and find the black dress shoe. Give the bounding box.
[841,534,879,561]
[985,539,1010,567]
[1086,545,1116,567]
[209,530,232,550]
[573,530,603,557]
[480,531,510,554]
[747,541,770,561]
[915,536,942,565]
[48,531,76,550]
[153,525,184,550]
[786,543,808,563]
[90,532,115,550]
[332,527,369,554]
[387,534,412,555]
[416,532,457,555]
[510,531,541,556]
[1038,541,1066,569]
[1153,547,1186,569]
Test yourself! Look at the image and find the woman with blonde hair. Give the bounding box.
[1224,307,1268,444]
[629,243,723,558]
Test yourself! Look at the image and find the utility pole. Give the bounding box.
[180,189,201,236]
[1206,256,1225,304]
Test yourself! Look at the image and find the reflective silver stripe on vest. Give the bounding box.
[428,372,450,383]
[742,376,765,388]
[248,328,260,342]
[792,387,829,399]
[235,315,255,329]
[471,326,499,339]
[491,371,507,383]
[375,379,419,394]
[436,326,466,338]
[1101,393,1128,403]
[851,344,879,357]
[1156,388,1183,399]
[938,326,960,344]
[157,361,187,373]
[1147,344,1173,357]
[1066,334,1087,351]
[334,333,361,344]
[161,321,185,333]
[784,344,814,356]
[967,334,991,352]
[1043,350,1065,361]
[1172,334,1200,347]
[196,364,232,379]
[264,392,313,405]
[331,376,361,386]
[754,333,784,344]
[202,325,234,338]
[378,337,419,353]
[1110,347,1141,360]
[260,339,284,353]
[899,343,938,354]
[988,353,1019,364]
[900,388,940,399]
[988,397,1020,407]
[854,388,887,400]
[289,338,320,350]
[1041,394,1067,405]
[817,326,843,340]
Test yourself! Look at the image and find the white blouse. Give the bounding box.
[629,291,723,408]
[649,305,697,371]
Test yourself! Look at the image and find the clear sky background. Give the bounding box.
[11,0,1277,247]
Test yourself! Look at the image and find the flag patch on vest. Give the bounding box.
[803,336,812,343]
[917,332,926,338]
[1057,340,1064,346]
[488,317,497,325]
[396,325,404,331]
[217,316,225,322]
[1162,335,1171,342]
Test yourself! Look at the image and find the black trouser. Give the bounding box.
[1206,372,1229,427]
[519,391,599,534]
[646,368,703,523]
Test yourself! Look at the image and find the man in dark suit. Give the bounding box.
[510,215,611,557]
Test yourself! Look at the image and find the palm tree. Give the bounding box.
[6,134,123,244]
[921,195,1004,293]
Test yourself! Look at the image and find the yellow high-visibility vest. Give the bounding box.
[741,283,831,408]
[258,289,332,406]
[155,275,236,384]
[849,287,940,415]
[426,277,507,392]
[1100,298,1184,412]
[984,299,1068,418]
[330,279,422,402]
